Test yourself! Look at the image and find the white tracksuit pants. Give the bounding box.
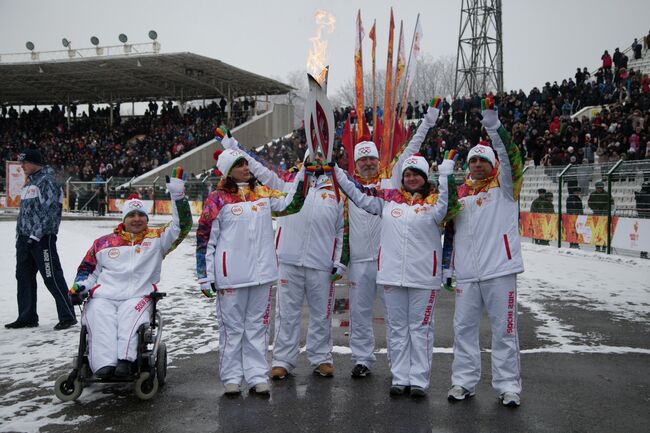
[451,273,522,395]
[383,286,438,389]
[83,296,152,373]
[349,260,386,368]
[216,284,273,387]
[272,264,334,371]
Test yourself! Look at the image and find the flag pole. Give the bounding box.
[400,13,420,124]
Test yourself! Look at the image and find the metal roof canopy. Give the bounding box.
[0,52,292,106]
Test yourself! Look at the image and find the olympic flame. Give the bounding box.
[307,10,336,86]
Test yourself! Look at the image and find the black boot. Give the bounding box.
[114,359,133,377]
[95,366,115,379]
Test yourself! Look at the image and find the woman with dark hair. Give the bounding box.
[333,152,460,397]
[196,147,308,397]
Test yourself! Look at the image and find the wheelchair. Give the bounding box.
[54,291,168,401]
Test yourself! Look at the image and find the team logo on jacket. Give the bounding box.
[231,205,243,216]
[141,240,152,249]
[108,248,120,259]
[391,208,403,218]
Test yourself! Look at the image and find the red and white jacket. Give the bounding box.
[452,124,525,284]
[74,199,192,300]
[196,178,305,289]
[242,157,345,272]
[335,165,459,290]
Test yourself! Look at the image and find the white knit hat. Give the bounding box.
[216,149,246,177]
[401,155,429,177]
[467,144,496,167]
[354,141,379,161]
[122,194,149,221]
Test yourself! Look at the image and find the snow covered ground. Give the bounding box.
[0,219,649,432]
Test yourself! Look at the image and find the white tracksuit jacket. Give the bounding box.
[75,198,192,371]
[195,179,305,386]
[453,127,525,283]
[335,164,459,388]
[450,120,525,395]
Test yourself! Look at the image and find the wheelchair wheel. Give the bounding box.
[54,374,83,401]
[156,343,167,387]
[134,371,159,400]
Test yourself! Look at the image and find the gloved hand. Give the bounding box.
[166,166,187,200]
[331,263,347,282]
[439,150,458,176]
[200,282,216,298]
[69,282,88,305]
[442,269,454,292]
[424,97,443,126]
[215,125,239,150]
[479,96,500,131]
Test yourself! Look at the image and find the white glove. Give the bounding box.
[438,159,456,176]
[200,282,216,298]
[424,105,441,126]
[481,109,501,131]
[221,134,239,150]
[330,262,347,282]
[166,177,185,200]
[442,268,454,292]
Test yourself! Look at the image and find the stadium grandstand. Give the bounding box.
[0,47,294,188]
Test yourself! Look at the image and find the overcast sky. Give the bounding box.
[1,0,648,98]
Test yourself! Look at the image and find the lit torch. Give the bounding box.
[305,10,336,164]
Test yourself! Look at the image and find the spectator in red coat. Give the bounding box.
[601,50,613,72]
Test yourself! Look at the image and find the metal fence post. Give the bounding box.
[152,176,159,216]
[606,160,623,254]
[519,166,530,217]
[557,164,573,248]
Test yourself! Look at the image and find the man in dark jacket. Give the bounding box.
[635,182,650,258]
[530,188,553,245]
[566,187,583,248]
[588,181,612,252]
[5,149,76,330]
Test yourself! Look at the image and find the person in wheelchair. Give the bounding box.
[69,169,192,379]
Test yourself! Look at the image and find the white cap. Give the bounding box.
[401,155,429,177]
[122,195,149,221]
[467,144,496,167]
[354,141,379,161]
[216,149,246,177]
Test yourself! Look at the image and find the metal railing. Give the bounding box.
[519,160,650,257]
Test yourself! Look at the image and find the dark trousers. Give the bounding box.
[15,235,75,323]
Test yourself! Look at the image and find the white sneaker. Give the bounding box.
[254,382,270,395]
[224,383,240,395]
[500,392,521,407]
[447,385,475,401]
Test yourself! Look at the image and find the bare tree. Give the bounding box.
[334,54,456,108]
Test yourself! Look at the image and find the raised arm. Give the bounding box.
[158,168,193,257]
[266,167,310,216]
[480,98,524,202]
[333,164,385,216]
[432,152,461,224]
[387,98,443,188]
[217,126,290,191]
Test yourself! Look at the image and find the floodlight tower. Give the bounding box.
[453,0,504,98]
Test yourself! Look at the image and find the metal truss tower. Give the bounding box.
[453,0,504,98]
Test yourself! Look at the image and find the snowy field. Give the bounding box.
[0,218,649,432]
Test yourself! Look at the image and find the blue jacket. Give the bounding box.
[16,166,64,240]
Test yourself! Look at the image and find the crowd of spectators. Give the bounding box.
[0,97,256,184]
[2,38,650,191]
